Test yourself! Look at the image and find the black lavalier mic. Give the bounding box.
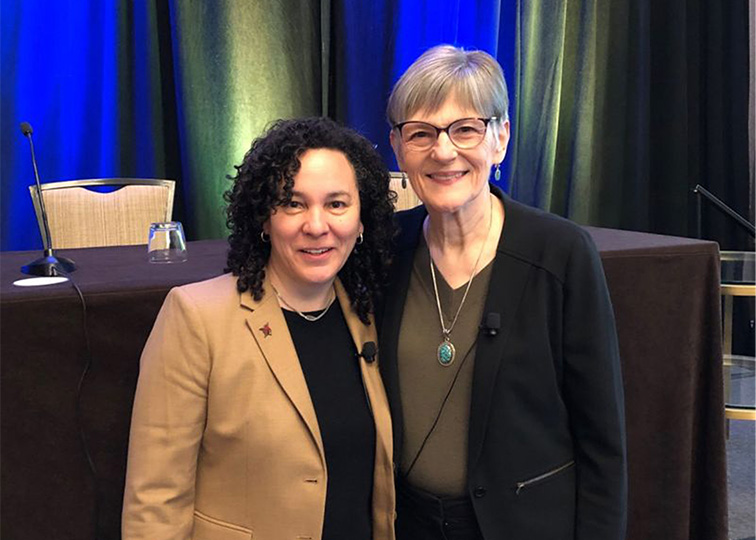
[481,312,501,336]
[358,341,378,363]
[19,121,77,276]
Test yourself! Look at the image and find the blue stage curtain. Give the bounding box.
[1,0,171,251]
[329,0,516,189]
[1,0,513,251]
[2,1,749,252]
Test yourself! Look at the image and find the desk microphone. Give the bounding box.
[358,341,378,363]
[481,312,501,336]
[19,121,76,276]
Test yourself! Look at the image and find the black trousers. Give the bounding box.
[395,477,485,540]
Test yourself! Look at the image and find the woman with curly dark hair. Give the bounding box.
[123,117,397,540]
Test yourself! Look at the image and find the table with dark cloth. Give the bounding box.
[0,230,725,540]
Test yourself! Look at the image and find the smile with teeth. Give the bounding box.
[301,248,331,255]
[428,171,467,180]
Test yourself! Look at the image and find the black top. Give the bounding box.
[284,301,375,540]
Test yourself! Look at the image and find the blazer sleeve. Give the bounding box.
[561,230,627,540]
[122,287,210,540]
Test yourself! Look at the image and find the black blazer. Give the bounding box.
[379,185,627,540]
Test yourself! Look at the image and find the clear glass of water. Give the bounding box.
[147,221,188,263]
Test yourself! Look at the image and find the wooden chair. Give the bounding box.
[28,178,176,249]
[389,172,422,211]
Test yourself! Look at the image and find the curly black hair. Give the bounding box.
[224,117,397,324]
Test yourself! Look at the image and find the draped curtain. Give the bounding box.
[1,0,751,254]
[169,1,322,239]
[1,0,323,249]
[511,0,752,250]
[2,1,170,250]
[328,0,516,177]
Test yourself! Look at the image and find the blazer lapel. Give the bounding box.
[379,206,426,460]
[335,280,393,473]
[336,280,396,535]
[240,278,324,459]
[467,188,532,473]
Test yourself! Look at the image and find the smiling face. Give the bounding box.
[391,96,510,217]
[265,148,363,299]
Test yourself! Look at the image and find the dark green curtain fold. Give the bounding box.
[2,0,750,253]
[511,0,752,251]
[155,0,754,250]
[169,0,322,241]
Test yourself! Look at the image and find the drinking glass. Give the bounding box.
[147,222,188,263]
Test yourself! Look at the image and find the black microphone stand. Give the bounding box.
[19,122,76,276]
[693,184,756,239]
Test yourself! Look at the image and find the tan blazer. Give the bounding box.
[123,273,395,540]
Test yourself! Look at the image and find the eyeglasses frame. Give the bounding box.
[392,117,499,150]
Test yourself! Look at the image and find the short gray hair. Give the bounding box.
[386,44,509,127]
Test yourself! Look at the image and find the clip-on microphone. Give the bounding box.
[357,341,378,363]
[481,312,501,337]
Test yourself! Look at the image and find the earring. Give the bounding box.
[494,163,501,181]
[356,232,364,245]
[401,172,408,189]
[260,231,270,243]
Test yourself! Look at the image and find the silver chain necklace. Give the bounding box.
[429,196,493,366]
[272,284,336,322]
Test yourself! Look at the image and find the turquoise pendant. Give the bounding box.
[437,339,456,366]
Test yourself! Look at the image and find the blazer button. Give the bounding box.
[473,486,487,498]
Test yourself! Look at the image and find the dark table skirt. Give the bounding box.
[0,230,725,540]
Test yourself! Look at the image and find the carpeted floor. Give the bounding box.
[727,418,755,540]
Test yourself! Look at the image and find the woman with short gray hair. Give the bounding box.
[380,44,627,540]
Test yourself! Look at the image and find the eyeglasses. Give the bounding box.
[393,117,497,151]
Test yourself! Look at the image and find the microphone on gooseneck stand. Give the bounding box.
[19,121,77,276]
[693,184,756,238]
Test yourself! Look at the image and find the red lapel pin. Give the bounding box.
[259,322,272,338]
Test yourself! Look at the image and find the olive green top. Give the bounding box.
[398,235,493,497]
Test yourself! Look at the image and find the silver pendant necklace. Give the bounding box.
[272,284,336,322]
[429,196,493,366]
